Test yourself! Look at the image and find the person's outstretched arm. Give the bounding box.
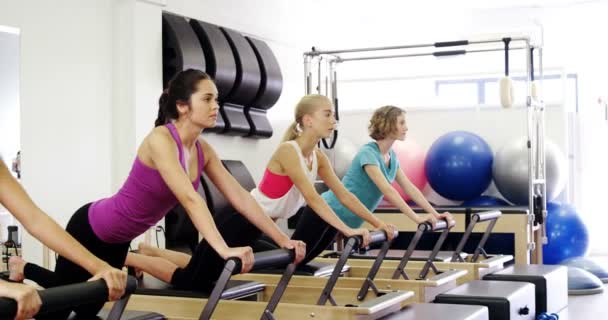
[277,146,371,246]
[316,151,395,240]
[393,168,452,226]
[0,160,126,301]
[201,140,305,264]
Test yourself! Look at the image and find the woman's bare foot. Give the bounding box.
[137,242,158,257]
[126,252,145,279]
[8,256,25,282]
[134,267,143,279]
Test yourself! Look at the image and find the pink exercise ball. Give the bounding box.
[386,139,428,202]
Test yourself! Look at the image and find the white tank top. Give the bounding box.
[251,140,318,219]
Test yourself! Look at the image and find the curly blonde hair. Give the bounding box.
[368,105,406,140]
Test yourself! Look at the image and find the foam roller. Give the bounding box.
[499,76,514,108]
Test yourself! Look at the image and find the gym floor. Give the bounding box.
[565,256,608,319]
[568,287,607,318]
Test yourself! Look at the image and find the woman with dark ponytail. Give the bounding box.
[155,89,170,127]
[11,69,304,318]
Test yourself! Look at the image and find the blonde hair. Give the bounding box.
[281,94,332,142]
[368,105,406,140]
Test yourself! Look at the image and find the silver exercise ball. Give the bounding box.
[323,138,359,179]
[492,137,567,205]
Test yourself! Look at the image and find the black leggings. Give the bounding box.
[171,207,337,292]
[170,206,339,291]
[170,210,267,291]
[24,203,130,319]
[291,206,339,266]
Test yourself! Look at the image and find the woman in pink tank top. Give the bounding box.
[11,69,304,318]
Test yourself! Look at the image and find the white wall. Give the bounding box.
[0,26,20,241]
[0,0,114,265]
[573,107,608,254]
[470,3,608,109]
[0,28,20,173]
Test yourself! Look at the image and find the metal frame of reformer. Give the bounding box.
[199,250,297,320]
[365,207,529,264]
[303,37,548,264]
[356,219,456,301]
[118,234,415,320]
[239,222,465,305]
[450,210,502,263]
[317,210,512,286]
[235,230,466,304]
[316,230,400,306]
[129,249,298,320]
[240,229,457,307]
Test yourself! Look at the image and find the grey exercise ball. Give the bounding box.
[492,137,567,205]
[322,139,359,179]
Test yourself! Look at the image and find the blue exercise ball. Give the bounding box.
[406,199,437,208]
[425,131,493,201]
[461,195,509,207]
[543,202,589,265]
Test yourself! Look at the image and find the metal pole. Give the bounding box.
[539,47,548,247]
[525,39,537,264]
[338,46,529,63]
[328,59,339,148]
[304,55,312,94]
[303,37,531,56]
[329,59,338,120]
[317,57,323,94]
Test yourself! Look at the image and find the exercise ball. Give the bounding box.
[387,139,427,202]
[461,195,509,207]
[325,138,358,179]
[567,267,604,295]
[543,202,589,265]
[425,131,493,201]
[493,138,567,205]
[406,199,436,208]
[562,257,608,283]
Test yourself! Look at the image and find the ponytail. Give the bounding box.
[282,94,331,142]
[155,92,170,127]
[153,69,211,127]
[281,122,299,142]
